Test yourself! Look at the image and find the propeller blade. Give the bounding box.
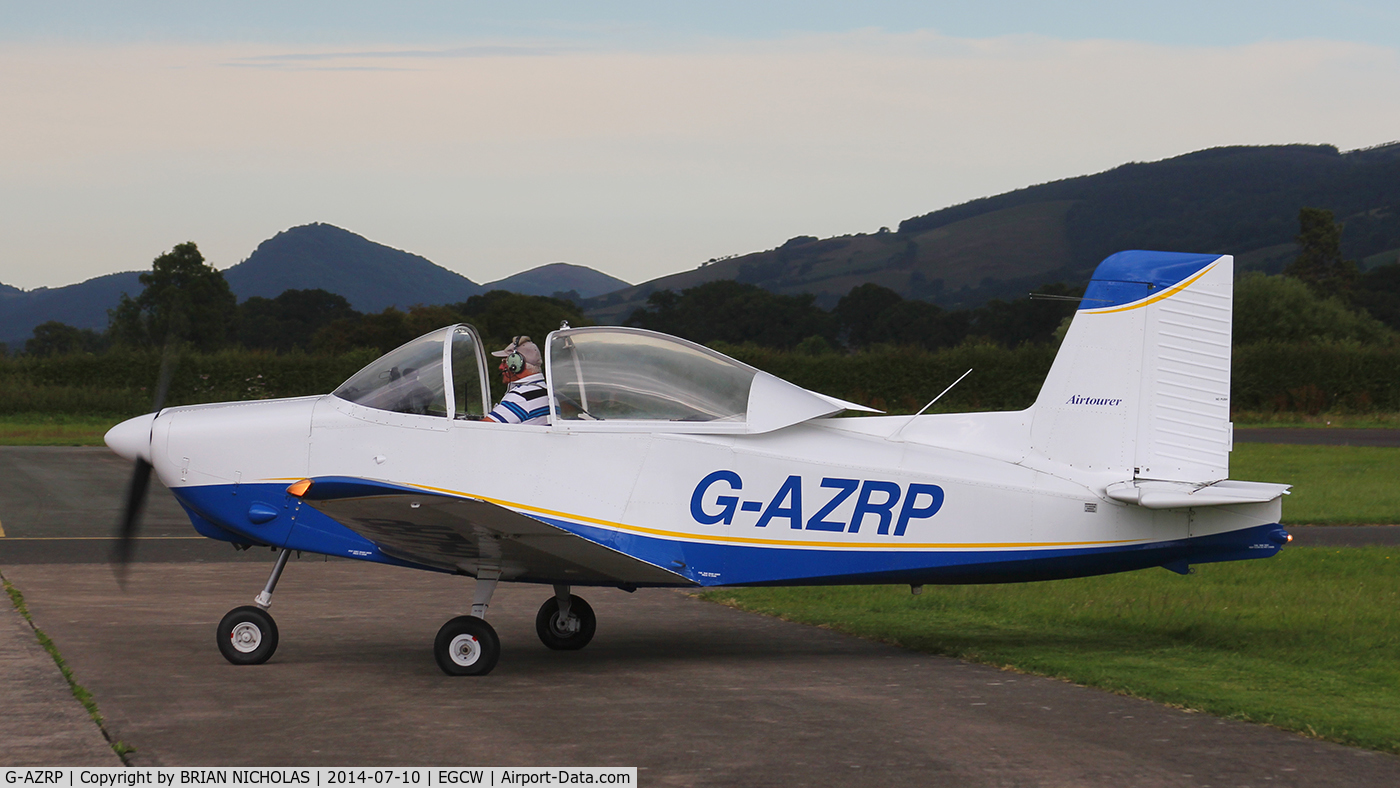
[113,458,153,579]
[112,343,177,582]
[151,344,175,412]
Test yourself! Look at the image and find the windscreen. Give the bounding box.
[334,329,448,416]
[551,330,755,422]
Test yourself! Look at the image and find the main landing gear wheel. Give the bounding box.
[217,606,279,665]
[434,616,500,676]
[535,594,596,651]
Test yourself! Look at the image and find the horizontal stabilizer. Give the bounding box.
[1105,479,1290,510]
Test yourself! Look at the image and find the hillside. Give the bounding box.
[585,142,1400,323]
[0,225,625,351]
[482,263,629,299]
[6,142,1399,351]
[224,223,482,312]
[0,271,144,351]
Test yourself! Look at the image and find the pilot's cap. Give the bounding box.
[491,336,543,370]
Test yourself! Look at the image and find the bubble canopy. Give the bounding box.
[330,324,865,433]
[545,326,862,434]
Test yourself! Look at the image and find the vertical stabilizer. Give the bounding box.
[1030,251,1233,483]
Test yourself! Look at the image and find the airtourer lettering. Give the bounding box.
[1065,395,1123,406]
[690,473,944,535]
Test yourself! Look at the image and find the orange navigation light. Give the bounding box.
[286,479,313,498]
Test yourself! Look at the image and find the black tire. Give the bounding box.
[434,616,500,676]
[535,595,596,651]
[217,606,279,665]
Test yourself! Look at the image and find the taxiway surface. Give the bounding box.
[2,447,1398,785]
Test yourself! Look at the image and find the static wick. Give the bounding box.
[887,368,973,442]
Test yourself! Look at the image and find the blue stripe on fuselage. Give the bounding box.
[165,481,1287,587]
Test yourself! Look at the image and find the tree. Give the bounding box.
[312,305,461,355]
[871,299,968,351]
[108,242,238,351]
[1285,207,1358,298]
[1233,272,1392,345]
[625,281,836,349]
[1351,263,1400,332]
[834,284,904,348]
[308,293,591,356]
[968,283,1081,347]
[238,289,359,352]
[451,291,591,350]
[26,321,106,356]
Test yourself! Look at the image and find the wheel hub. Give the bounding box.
[550,612,580,637]
[230,622,263,653]
[449,633,481,666]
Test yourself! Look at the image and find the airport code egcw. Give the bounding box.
[2,770,636,787]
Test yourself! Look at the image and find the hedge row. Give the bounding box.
[0,348,378,414]
[1232,342,1400,413]
[1,342,1396,417]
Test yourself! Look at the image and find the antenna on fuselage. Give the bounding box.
[886,368,972,442]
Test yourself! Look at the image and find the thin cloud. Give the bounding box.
[1,32,1398,290]
[234,44,578,63]
[223,63,423,72]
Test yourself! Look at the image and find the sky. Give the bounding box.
[2,2,1398,291]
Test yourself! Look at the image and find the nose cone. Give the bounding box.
[105,413,156,463]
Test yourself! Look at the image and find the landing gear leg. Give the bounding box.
[216,547,291,665]
[434,570,501,676]
[535,584,596,651]
[254,547,292,609]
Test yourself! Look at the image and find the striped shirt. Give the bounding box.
[484,373,550,425]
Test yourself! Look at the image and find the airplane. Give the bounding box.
[105,250,1291,676]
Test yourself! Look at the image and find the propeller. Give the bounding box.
[112,346,176,581]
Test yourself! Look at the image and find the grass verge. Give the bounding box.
[2,572,133,762]
[0,413,125,446]
[1232,411,1400,428]
[1231,443,1400,524]
[702,547,1400,754]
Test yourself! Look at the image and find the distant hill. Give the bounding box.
[0,225,625,351]
[482,262,630,299]
[224,223,483,312]
[0,271,144,352]
[584,142,1400,323]
[6,143,1399,350]
[1,223,489,351]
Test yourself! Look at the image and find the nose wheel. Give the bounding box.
[216,547,290,666]
[217,606,279,665]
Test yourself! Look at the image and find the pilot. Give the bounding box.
[484,336,550,425]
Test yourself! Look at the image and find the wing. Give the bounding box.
[300,477,691,586]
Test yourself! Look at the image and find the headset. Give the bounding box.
[502,336,529,374]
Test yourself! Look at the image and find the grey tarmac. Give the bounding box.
[1233,427,1400,447]
[1,447,1398,785]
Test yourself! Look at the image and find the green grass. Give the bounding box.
[1232,443,1400,524]
[703,547,1400,753]
[0,413,125,446]
[1233,411,1400,428]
